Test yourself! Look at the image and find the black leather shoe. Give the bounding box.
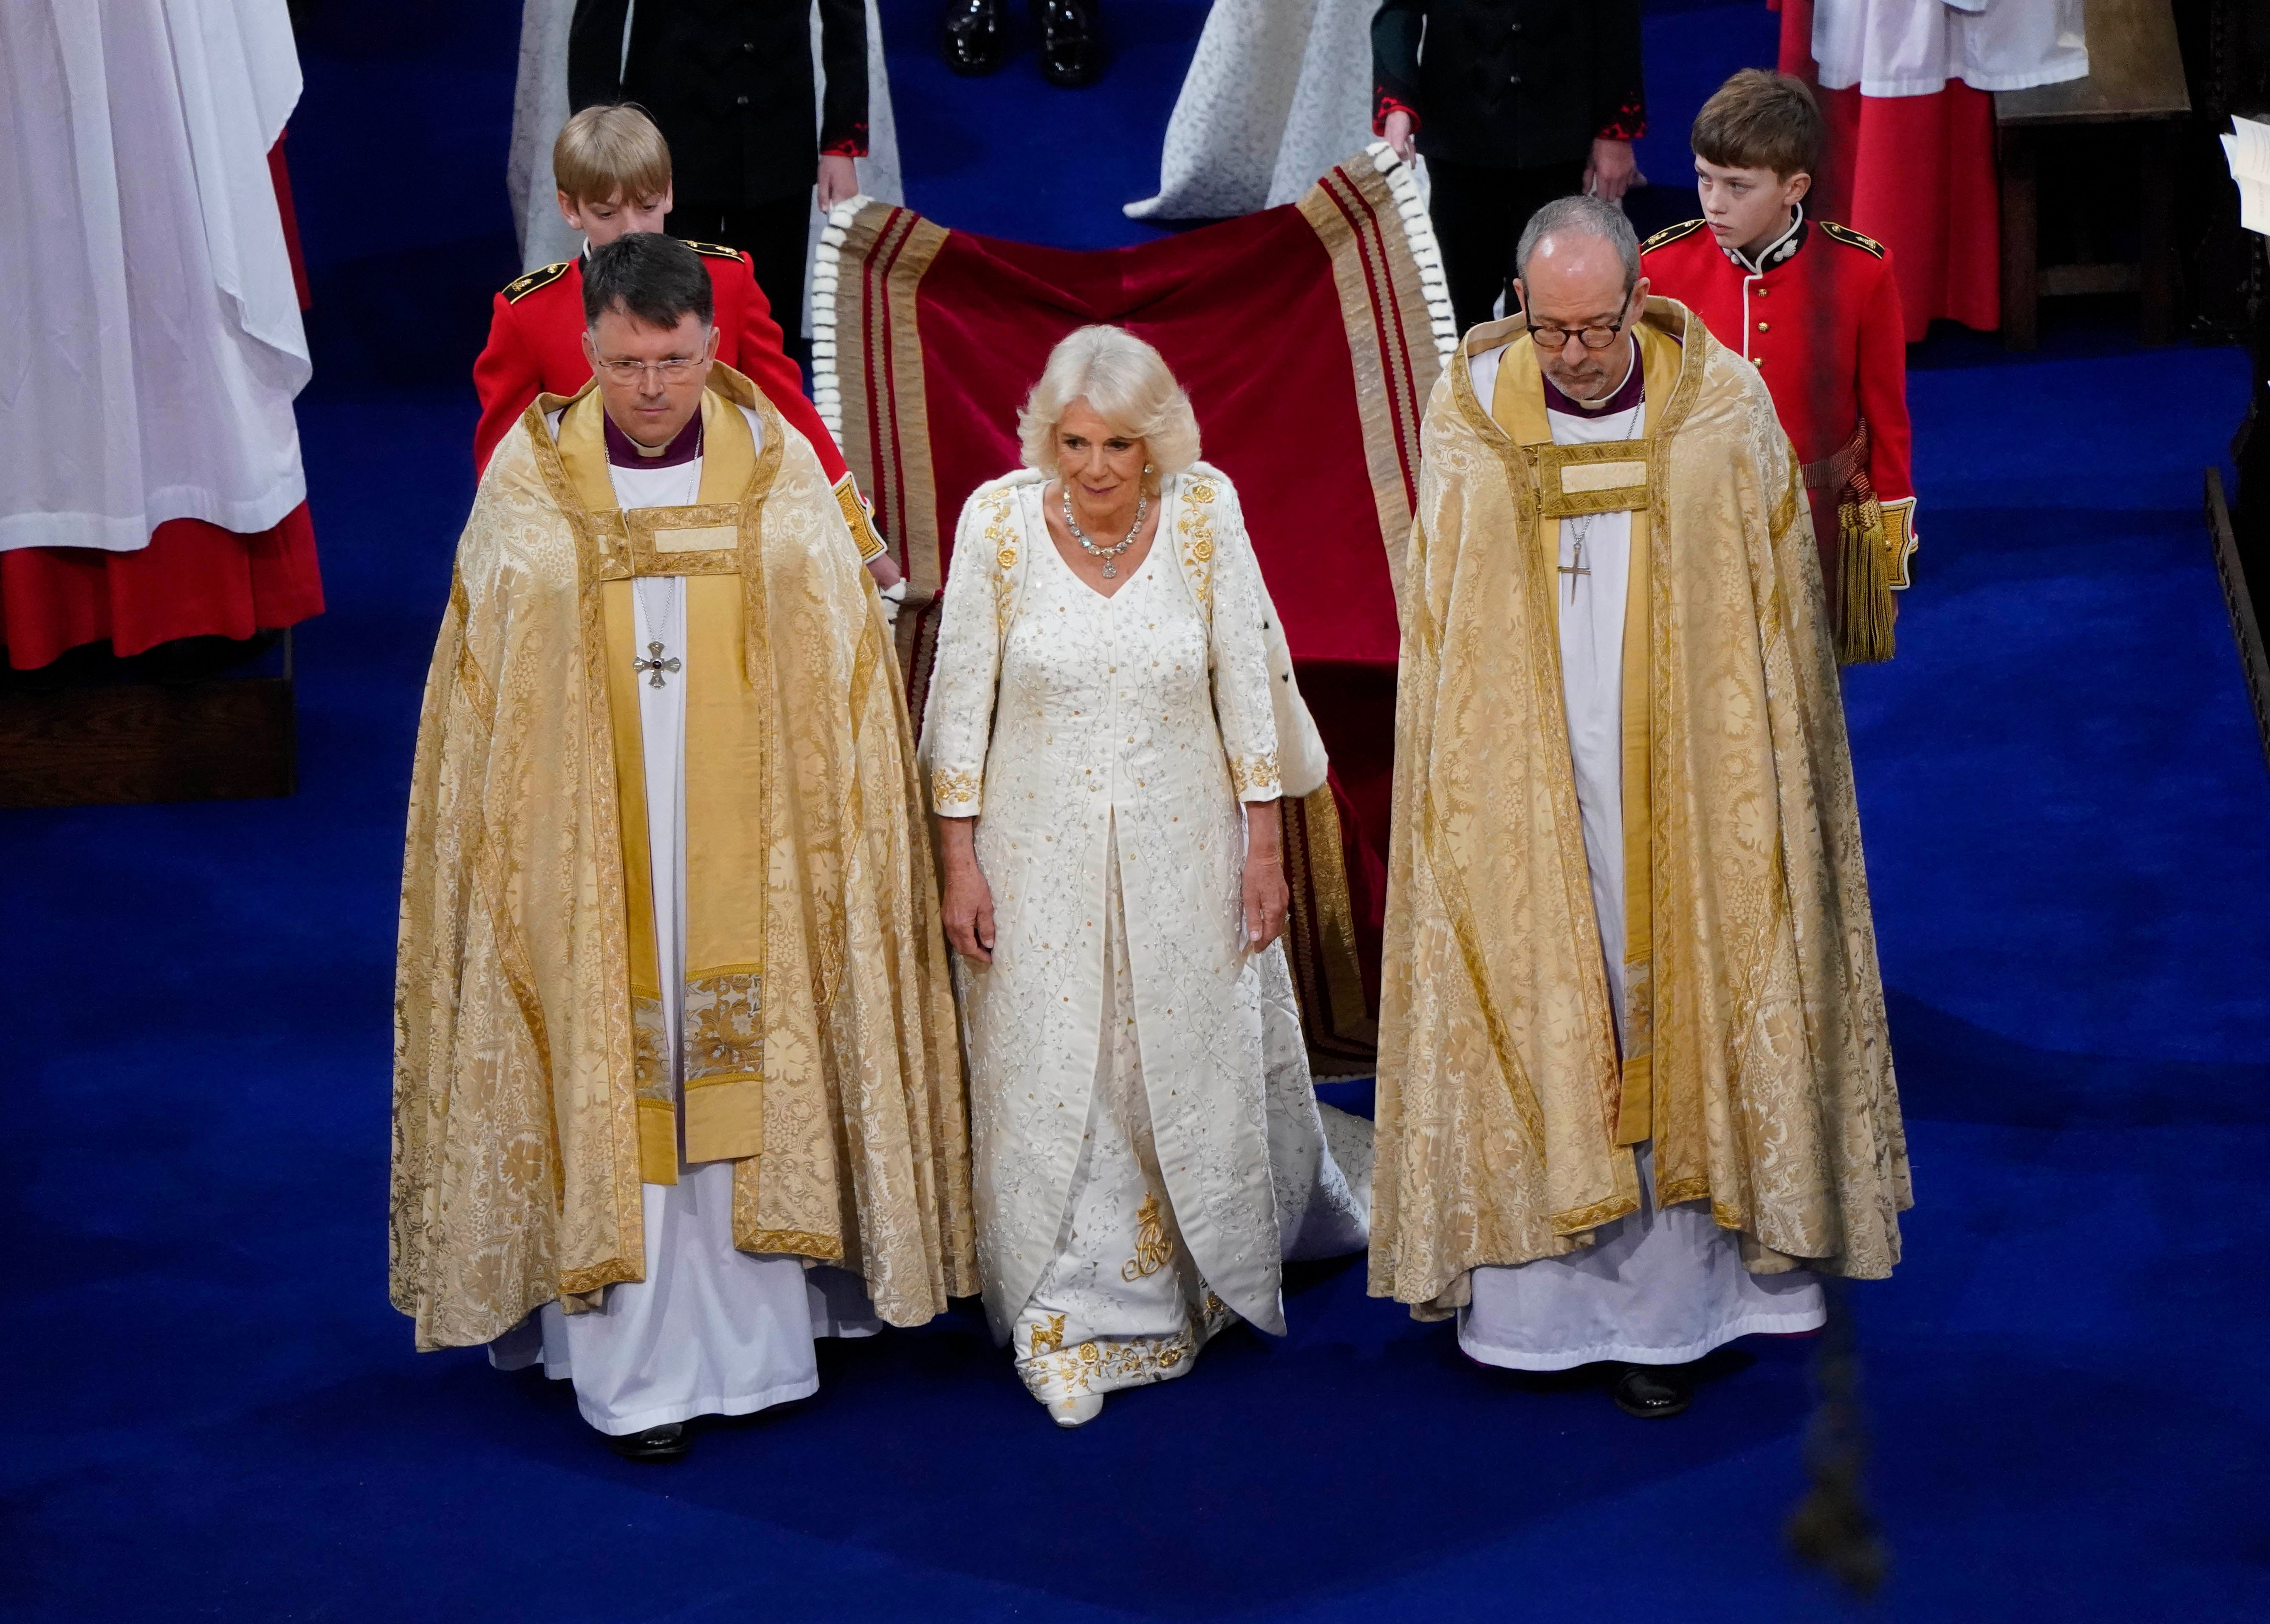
[1612,1363,1695,1418]
[605,1422,691,1460]
[941,0,1007,76]
[1038,0,1104,88]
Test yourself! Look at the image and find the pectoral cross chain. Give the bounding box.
[633,640,681,688]
[1560,537,1591,603]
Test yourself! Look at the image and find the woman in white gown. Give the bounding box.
[923,327,1368,1427]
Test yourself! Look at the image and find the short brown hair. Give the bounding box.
[553,104,672,208]
[1691,69,1822,180]
[583,233,713,331]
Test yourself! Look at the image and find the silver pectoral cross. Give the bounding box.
[1560,539,1591,603]
[632,640,682,688]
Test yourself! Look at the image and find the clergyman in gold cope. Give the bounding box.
[391,231,974,1462]
[1369,195,1911,1422]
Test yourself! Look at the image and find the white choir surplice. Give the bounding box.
[1456,343,1826,1370]
[489,408,880,1435]
[922,468,1371,1408]
[1812,0,2089,99]
[2,0,310,553]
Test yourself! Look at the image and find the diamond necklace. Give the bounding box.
[1062,485,1148,579]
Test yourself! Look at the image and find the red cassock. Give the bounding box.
[470,242,883,561]
[1642,213,1916,655]
[1770,0,2003,341]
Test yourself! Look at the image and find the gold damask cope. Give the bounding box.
[390,367,975,1352]
[1490,328,1680,1147]
[1368,301,1911,1318]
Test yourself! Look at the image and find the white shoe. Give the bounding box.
[1047,1393,1103,1428]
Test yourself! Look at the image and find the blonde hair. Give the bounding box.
[553,104,673,208]
[1017,326,1200,484]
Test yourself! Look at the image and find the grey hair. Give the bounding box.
[1017,325,1201,483]
[1514,195,1642,296]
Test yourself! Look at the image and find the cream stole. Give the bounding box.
[555,386,780,1182]
[1490,327,1680,1147]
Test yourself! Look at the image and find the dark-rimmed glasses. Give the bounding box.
[1521,311,1630,351]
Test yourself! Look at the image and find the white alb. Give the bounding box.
[1,0,309,554]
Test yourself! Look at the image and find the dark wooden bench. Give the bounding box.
[1997,0,2191,349]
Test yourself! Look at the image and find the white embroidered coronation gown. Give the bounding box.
[923,467,1369,1407]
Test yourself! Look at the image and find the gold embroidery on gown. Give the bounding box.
[1121,1194,1172,1282]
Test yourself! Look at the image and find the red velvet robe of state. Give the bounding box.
[470,246,852,488]
[1641,216,1914,573]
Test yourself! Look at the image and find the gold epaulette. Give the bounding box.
[682,240,745,262]
[1819,221,1886,259]
[1640,218,1707,254]
[502,260,570,303]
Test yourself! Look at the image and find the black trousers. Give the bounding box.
[1425,157,1588,335]
[671,195,816,359]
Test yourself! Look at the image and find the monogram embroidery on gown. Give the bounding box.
[923,465,1370,1410]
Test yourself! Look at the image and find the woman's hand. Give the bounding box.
[937,816,996,963]
[1242,801,1289,952]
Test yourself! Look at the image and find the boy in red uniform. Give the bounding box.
[1640,69,1913,663]
[472,106,899,591]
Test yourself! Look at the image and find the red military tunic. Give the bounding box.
[1642,211,1915,659]
[471,240,885,561]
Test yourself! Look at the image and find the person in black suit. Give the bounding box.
[569,0,868,358]
[1373,0,1646,334]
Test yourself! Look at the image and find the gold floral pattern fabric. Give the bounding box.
[681,970,762,1085]
[392,369,977,1352]
[1369,302,1911,1319]
[1017,1327,1199,1404]
[929,767,981,812]
[1229,750,1282,797]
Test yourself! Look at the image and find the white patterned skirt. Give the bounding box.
[1011,846,1239,1406]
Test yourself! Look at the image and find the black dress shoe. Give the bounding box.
[605,1422,691,1460]
[1612,1363,1695,1418]
[1038,0,1104,88]
[941,0,1007,76]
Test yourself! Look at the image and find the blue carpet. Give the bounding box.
[6,5,2267,1619]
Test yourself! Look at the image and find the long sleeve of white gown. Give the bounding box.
[920,479,1017,816]
[1194,475,1284,804]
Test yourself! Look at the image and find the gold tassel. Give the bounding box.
[1835,493,1897,665]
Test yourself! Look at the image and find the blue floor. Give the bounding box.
[7,5,2267,1619]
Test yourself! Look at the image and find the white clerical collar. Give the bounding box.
[1725,205,1806,275]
